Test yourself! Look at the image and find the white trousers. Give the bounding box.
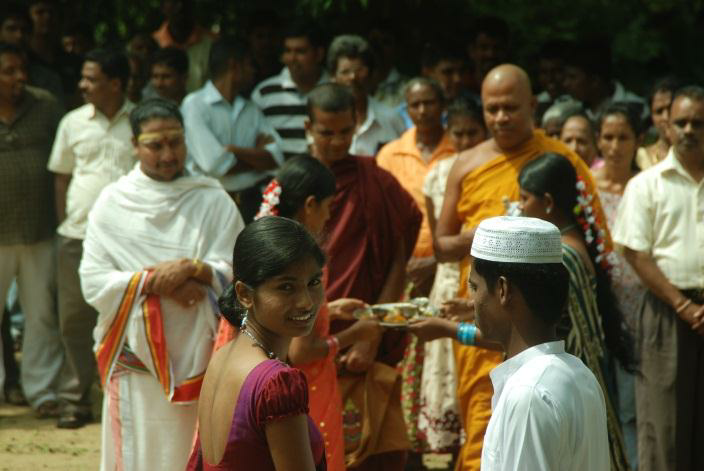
[0,240,65,407]
[102,369,198,471]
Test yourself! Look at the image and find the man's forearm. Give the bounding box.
[435,230,474,263]
[54,173,71,224]
[226,146,276,172]
[624,248,687,309]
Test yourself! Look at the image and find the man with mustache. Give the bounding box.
[47,47,135,429]
[433,63,609,470]
[79,98,243,470]
[614,85,704,471]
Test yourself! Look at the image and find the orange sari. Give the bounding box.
[453,130,610,470]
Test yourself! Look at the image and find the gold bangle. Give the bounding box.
[192,259,205,278]
[676,298,693,314]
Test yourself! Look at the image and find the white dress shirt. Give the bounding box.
[482,341,609,471]
[48,101,136,240]
[613,147,704,289]
[181,81,284,192]
[349,97,405,157]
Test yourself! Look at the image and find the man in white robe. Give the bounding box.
[79,98,245,471]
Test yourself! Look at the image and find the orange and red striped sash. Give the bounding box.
[95,272,144,387]
[143,293,204,403]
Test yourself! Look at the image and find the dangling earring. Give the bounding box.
[240,310,249,329]
[546,206,552,214]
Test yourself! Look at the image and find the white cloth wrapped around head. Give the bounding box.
[471,216,562,264]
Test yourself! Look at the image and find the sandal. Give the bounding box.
[4,384,27,406]
[35,399,61,418]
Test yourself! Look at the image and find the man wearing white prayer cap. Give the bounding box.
[410,216,609,471]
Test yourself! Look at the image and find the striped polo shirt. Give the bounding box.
[251,67,329,159]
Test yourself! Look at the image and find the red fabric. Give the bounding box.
[324,156,421,365]
[324,156,421,303]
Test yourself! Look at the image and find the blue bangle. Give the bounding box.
[457,322,477,346]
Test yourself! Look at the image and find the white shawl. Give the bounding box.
[79,165,244,402]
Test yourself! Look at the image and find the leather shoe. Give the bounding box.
[57,409,93,429]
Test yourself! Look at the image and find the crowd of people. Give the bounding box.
[1,1,703,470]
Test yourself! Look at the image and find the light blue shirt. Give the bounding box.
[181,81,284,191]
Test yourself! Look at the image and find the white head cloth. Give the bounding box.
[471,216,563,264]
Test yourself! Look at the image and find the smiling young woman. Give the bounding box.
[188,217,328,470]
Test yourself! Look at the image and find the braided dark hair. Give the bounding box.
[518,152,636,371]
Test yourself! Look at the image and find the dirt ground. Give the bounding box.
[0,394,101,471]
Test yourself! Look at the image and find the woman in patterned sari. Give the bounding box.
[518,152,635,471]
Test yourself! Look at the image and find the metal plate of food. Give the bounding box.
[353,299,436,327]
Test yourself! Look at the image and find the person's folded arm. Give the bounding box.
[181,101,236,176]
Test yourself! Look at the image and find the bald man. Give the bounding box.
[434,64,623,470]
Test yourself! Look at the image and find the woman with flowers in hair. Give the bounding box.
[593,104,645,467]
[213,155,381,471]
[518,152,634,471]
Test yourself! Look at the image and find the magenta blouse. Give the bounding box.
[187,359,326,470]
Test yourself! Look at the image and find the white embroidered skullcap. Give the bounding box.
[471,216,563,264]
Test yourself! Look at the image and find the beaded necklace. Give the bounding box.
[240,324,278,360]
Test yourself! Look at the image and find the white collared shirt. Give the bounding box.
[48,101,136,240]
[181,81,284,192]
[482,341,609,471]
[251,67,329,158]
[613,147,704,289]
[349,97,405,157]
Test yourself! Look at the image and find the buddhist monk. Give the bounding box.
[434,64,618,470]
[306,82,421,470]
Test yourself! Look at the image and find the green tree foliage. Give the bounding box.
[58,0,704,89]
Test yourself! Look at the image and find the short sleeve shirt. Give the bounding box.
[48,101,136,240]
[613,148,704,289]
[251,67,329,159]
[0,86,64,244]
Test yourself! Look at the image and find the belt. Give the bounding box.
[681,288,704,304]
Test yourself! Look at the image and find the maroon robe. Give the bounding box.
[324,155,421,303]
[324,155,422,366]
